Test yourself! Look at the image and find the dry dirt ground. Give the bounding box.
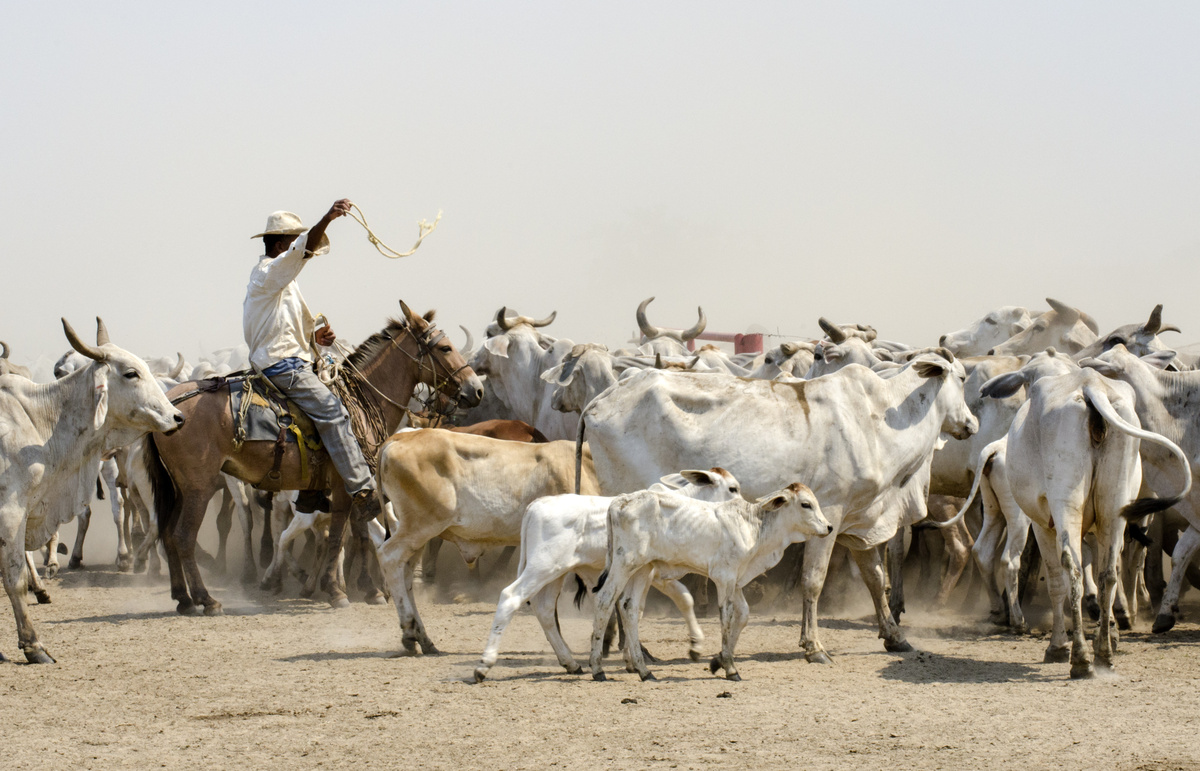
[4,540,1200,771]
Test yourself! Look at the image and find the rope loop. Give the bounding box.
[347,204,442,259]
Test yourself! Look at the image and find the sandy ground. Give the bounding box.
[4,534,1200,771]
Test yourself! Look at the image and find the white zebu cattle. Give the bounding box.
[804,318,888,379]
[577,352,977,662]
[467,307,578,441]
[368,430,601,655]
[588,482,831,681]
[988,298,1100,356]
[970,364,1190,677]
[634,296,706,357]
[1072,304,1181,361]
[1079,345,1200,634]
[0,342,32,380]
[0,319,183,663]
[749,341,817,380]
[473,467,746,682]
[939,306,1038,357]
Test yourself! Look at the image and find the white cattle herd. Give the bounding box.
[2,297,1199,684]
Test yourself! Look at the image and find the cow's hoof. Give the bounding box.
[116,557,133,573]
[0,651,8,663]
[132,560,147,575]
[709,656,722,674]
[203,603,224,617]
[1070,662,1095,680]
[565,664,583,675]
[1152,613,1176,634]
[364,591,387,606]
[1010,623,1027,636]
[640,645,659,664]
[688,647,702,662]
[725,671,741,682]
[885,640,914,653]
[592,671,606,682]
[472,668,488,683]
[401,639,419,655]
[1095,658,1115,673]
[806,650,833,665]
[1043,645,1070,664]
[638,671,656,682]
[34,590,51,605]
[177,601,201,616]
[44,565,59,579]
[1115,612,1132,632]
[23,646,55,665]
[329,596,351,610]
[68,557,83,570]
[420,643,440,655]
[1085,596,1101,622]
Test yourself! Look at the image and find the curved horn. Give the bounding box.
[459,325,475,353]
[495,306,515,333]
[0,341,8,359]
[1160,324,1182,335]
[680,306,707,342]
[1044,297,1081,325]
[96,317,111,347]
[530,311,557,328]
[818,317,847,344]
[1142,304,1164,335]
[168,352,186,380]
[780,341,801,357]
[637,297,662,339]
[62,318,105,361]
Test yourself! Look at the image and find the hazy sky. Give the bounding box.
[4,3,1199,376]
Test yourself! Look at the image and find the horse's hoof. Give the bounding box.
[23,646,55,665]
[203,603,224,617]
[592,671,606,682]
[639,671,656,682]
[726,671,742,682]
[34,590,51,605]
[177,602,201,616]
[68,557,83,570]
[709,656,722,674]
[1070,662,1095,680]
[688,648,702,662]
[364,592,387,606]
[885,639,914,653]
[472,668,488,683]
[1085,596,1101,622]
[329,596,350,610]
[806,650,833,665]
[1152,613,1176,634]
[1044,645,1070,664]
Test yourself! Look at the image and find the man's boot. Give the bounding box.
[351,489,383,524]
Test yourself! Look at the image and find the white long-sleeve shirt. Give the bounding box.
[243,232,329,371]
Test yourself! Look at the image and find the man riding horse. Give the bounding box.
[245,198,381,523]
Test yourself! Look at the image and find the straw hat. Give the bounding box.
[252,211,329,253]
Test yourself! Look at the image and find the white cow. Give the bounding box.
[473,467,745,682]
[634,296,706,357]
[1072,304,1181,361]
[749,341,817,380]
[988,298,1100,356]
[939,306,1038,357]
[0,342,32,379]
[577,352,977,662]
[0,318,183,663]
[588,482,831,681]
[970,364,1190,677]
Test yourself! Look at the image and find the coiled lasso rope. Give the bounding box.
[346,203,442,259]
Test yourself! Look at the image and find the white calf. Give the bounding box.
[588,483,831,682]
[473,468,745,682]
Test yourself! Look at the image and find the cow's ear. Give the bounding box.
[92,364,110,429]
[1011,313,1033,335]
[912,359,950,379]
[980,371,1026,398]
[823,345,844,362]
[1140,350,1176,370]
[483,335,510,359]
[760,492,791,512]
[679,469,717,487]
[656,473,687,490]
[872,348,894,362]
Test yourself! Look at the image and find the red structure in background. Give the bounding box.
[685,332,764,354]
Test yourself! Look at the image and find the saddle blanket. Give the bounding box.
[228,375,323,450]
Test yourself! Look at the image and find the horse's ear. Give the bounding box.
[398,300,415,323]
[423,309,436,323]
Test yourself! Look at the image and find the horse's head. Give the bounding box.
[397,300,484,411]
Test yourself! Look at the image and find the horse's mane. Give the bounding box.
[343,309,436,372]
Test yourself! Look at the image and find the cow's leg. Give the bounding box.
[68,504,91,570]
[1000,519,1031,634]
[1145,512,1165,610]
[653,577,704,661]
[1094,525,1124,671]
[1028,522,1070,663]
[885,531,906,624]
[971,505,1006,622]
[213,489,233,576]
[350,520,385,604]
[373,525,437,653]
[477,570,568,681]
[799,534,837,663]
[850,544,912,653]
[1082,534,1101,622]
[222,478,257,587]
[1054,517,1092,679]
[711,582,748,681]
[418,537,443,583]
[935,521,973,608]
[588,561,632,681]
[620,568,655,681]
[259,496,293,592]
[530,576,581,674]
[1112,569,1132,631]
[24,552,50,604]
[1,516,53,663]
[258,495,275,570]
[44,531,60,578]
[1152,525,1200,634]
[100,461,128,571]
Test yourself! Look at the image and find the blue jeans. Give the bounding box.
[264,359,374,496]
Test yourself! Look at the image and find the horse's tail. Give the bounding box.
[142,436,179,542]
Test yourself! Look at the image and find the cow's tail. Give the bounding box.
[592,498,616,594]
[573,575,588,609]
[1083,384,1193,520]
[574,416,587,495]
[928,443,994,530]
[95,476,105,501]
[141,436,180,542]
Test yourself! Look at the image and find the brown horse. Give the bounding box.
[142,301,483,615]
